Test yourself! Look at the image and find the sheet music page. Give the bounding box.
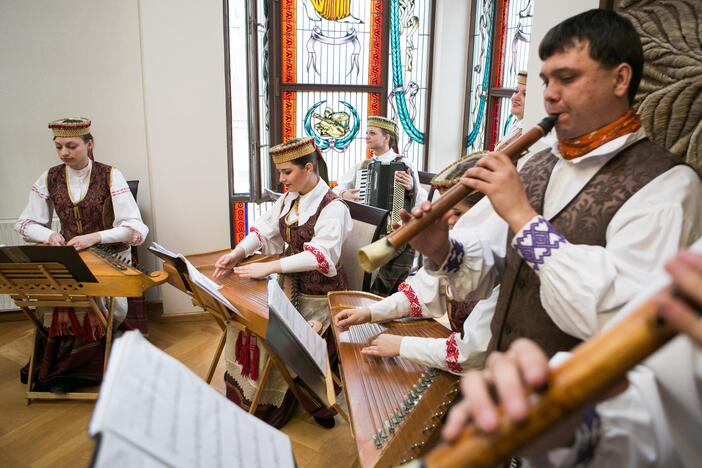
[150,242,239,315]
[149,242,179,259]
[90,331,294,468]
[267,277,328,374]
[92,432,169,468]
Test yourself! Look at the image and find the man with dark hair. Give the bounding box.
[402,9,702,358]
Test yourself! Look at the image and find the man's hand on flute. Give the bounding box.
[397,202,453,266]
[657,250,702,346]
[461,151,538,233]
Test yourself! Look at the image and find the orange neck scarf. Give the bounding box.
[558,109,641,160]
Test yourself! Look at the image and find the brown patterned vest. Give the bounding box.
[279,189,348,295]
[47,161,128,251]
[448,299,477,335]
[487,137,682,357]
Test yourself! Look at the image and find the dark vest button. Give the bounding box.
[516,278,527,289]
[504,324,513,335]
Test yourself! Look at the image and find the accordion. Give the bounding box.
[356,158,414,229]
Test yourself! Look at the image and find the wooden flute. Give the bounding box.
[356,115,558,273]
[422,287,684,468]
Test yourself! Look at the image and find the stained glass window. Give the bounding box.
[465,0,533,153]
[226,0,435,245]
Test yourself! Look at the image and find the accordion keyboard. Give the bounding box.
[356,167,369,204]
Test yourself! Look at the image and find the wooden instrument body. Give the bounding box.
[329,291,460,468]
[163,250,275,338]
[0,249,168,299]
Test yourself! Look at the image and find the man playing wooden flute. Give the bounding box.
[441,243,702,467]
[402,9,702,360]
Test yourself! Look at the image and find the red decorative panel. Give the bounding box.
[233,202,248,244]
[282,91,297,141]
[281,0,296,84]
[367,0,384,86]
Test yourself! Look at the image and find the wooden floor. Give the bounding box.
[0,316,358,468]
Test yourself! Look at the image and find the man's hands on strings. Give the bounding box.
[335,307,372,331]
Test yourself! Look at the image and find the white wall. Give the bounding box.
[0,0,151,224]
[426,0,472,172]
[138,0,230,314]
[1,0,230,315]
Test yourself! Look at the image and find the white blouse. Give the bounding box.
[366,267,497,374]
[425,130,702,340]
[15,159,148,246]
[527,237,702,467]
[236,178,353,277]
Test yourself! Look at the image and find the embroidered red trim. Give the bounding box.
[18,219,34,236]
[31,185,49,200]
[399,282,422,317]
[445,332,462,373]
[111,187,131,197]
[304,244,330,274]
[250,227,264,246]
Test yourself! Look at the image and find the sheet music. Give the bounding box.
[92,432,169,468]
[150,242,239,315]
[267,277,328,374]
[90,331,294,468]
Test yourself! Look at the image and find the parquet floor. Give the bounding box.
[0,317,358,468]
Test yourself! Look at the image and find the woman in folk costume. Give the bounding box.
[495,70,527,151]
[334,157,496,374]
[333,115,427,296]
[15,118,148,393]
[213,137,352,428]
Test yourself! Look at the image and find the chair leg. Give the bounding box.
[26,327,39,406]
[249,356,273,414]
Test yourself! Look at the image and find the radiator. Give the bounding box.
[0,218,60,311]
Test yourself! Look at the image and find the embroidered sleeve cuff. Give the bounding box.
[237,231,263,256]
[445,332,463,373]
[512,215,567,272]
[303,244,331,275]
[398,282,423,317]
[439,238,465,274]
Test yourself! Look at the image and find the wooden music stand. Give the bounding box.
[0,261,114,404]
[157,248,348,422]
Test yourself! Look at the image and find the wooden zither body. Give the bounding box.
[0,247,168,301]
[163,250,273,337]
[0,246,168,402]
[328,291,460,468]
